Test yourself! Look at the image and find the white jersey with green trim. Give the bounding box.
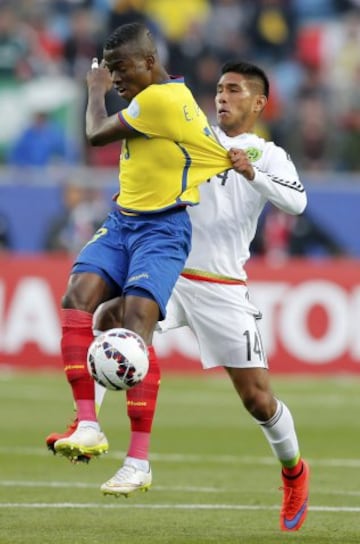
[185,126,307,281]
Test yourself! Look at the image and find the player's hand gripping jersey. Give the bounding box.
[117,78,231,213]
[183,127,307,282]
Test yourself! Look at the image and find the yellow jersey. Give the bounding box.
[116,77,231,213]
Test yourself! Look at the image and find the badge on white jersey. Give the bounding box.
[245,147,263,162]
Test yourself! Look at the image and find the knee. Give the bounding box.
[61,286,92,312]
[62,289,80,310]
[123,297,159,344]
[241,388,276,421]
[61,274,109,313]
[94,298,123,331]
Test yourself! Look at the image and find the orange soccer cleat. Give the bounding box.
[280,460,310,531]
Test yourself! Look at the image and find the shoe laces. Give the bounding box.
[280,481,307,518]
[112,464,137,483]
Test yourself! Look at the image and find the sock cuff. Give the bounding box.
[61,308,93,328]
[255,399,283,427]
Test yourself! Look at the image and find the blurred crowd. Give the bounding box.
[0,0,358,259]
[1,0,360,172]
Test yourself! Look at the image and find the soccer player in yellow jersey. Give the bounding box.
[52,22,231,461]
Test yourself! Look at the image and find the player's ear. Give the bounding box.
[145,54,155,70]
[254,94,267,113]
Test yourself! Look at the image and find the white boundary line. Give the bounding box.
[0,503,359,512]
[1,447,360,468]
[1,480,360,497]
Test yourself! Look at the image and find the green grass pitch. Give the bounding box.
[1,370,360,543]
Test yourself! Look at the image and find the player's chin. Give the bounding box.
[217,118,230,132]
[117,90,130,102]
[123,85,144,102]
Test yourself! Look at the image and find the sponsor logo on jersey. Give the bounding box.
[128,272,149,282]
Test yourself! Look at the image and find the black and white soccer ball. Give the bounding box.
[87,328,149,391]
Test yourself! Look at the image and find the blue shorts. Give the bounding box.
[72,208,191,319]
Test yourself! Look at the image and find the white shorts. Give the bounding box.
[157,276,268,370]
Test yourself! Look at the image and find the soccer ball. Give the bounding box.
[87,328,149,391]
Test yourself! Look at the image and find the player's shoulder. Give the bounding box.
[213,126,266,146]
[213,127,275,156]
[212,127,292,169]
[144,77,187,96]
[247,134,290,164]
[127,80,184,118]
[137,78,191,111]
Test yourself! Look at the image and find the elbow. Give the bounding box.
[86,130,103,146]
[299,192,308,214]
[88,138,103,147]
[87,136,105,147]
[292,193,307,215]
[282,193,307,216]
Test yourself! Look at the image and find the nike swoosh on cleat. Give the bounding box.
[283,500,308,530]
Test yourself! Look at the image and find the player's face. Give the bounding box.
[104,44,153,102]
[215,72,266,136]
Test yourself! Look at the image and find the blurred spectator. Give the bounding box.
[256,206,294,262]
[295,23,325,71]
[251,207,345,260]
[336,64,360,170]
[0,0,359,173]
[249,0,297,63]
[46,0,103,42]
[282,65,335,171]
[106,0,149,33]
[105,1,168,64]
[26,9,64,68]
[145,0,210,42]
[201,0,251,61]
[166,21,207,92]
[288,212,345,257]
[0,3,62,81]
[338,0,360,11]
[7,110,80,167]
[62,8,104,80]
[190,52,222,118]
[44,182,107,253]
[0,4,32,81]
[323,10,360,86]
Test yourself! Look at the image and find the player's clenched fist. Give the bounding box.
[228,148,255,181]
[86,58,113,94]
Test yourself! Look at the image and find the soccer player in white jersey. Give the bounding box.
[47,60,309,532]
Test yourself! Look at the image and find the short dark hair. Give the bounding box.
[221,60,270,98]
[104,22,153,51]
